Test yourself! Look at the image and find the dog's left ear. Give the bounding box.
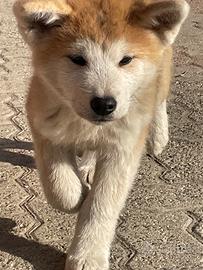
[128,0,190,45]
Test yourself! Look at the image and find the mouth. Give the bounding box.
[76,110,114,125]
[92,117,113,125]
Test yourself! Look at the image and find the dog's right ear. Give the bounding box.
[13,0,72,45]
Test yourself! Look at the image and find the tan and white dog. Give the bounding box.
[14,0,189,269]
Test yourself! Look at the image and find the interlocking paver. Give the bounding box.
[0,1,202,270]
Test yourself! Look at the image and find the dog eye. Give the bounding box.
[68,55,87,66]
[119,56,134,66]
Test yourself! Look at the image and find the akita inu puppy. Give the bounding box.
[14,0,189,269]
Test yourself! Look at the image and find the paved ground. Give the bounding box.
[0,1,203,269]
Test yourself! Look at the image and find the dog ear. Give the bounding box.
[13,0,72,45]
[128,0,190,45]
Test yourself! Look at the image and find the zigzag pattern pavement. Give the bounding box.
[0,0,203,269]
[6,95,42,241]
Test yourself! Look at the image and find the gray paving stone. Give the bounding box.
[0,1,202,270]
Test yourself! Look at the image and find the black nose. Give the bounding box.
[90,96,117,116]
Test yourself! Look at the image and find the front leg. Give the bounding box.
[148,100,169,156]
[65,144,143,270]
[148,47,172,156]
[33,133,87,213]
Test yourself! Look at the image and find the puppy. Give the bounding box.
[13,0,189,269]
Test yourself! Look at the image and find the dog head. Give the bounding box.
[14,0,189,124]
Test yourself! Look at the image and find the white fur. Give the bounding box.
[32,85,148,269]
[76,150,96,189]
[33,11,60,24]
[148,100,169,156]
[65,146,142,270]
[29,40,164,270]
[35,38,156,137]
[35,143,84,212]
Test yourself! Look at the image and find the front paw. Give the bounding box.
[65,255,109,270]
[148,100,169,156]
[150,133,169,156]
[147,123,169,156]
[76,150,96,190]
